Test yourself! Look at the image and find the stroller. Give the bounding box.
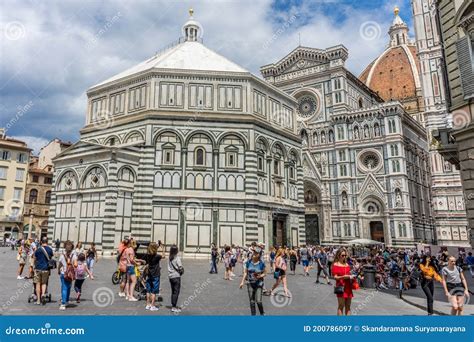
[134,264,163,302]
[28,279,52,304]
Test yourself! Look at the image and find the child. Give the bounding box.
[74,253,94,303]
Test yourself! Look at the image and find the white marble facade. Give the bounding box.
[261,46,435,247]
[48,13,305,253]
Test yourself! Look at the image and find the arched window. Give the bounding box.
[45,191,51,204]
[256,139,267,172]
[29,189,38,203]
[195,147,205,166]
[341,191,348,207]
[358,98,364,108]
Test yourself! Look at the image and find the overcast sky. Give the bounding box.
[1,0,411,154]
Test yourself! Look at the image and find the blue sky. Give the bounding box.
[1,0,411,154]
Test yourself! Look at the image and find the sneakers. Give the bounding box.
[145,305,151,310]
[17,275,24,280]
[171,307,181,313]
[59,305,66,310]
[149,306,159,311]
[128,297,138,302]
[118,292,126,297]
[41,295,47,306]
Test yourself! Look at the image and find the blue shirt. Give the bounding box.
[467,256,474,266]
[34,245,53,271]
[245,260,265,287]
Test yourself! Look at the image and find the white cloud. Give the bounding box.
[12,135,49,155]
[1,0,409,144]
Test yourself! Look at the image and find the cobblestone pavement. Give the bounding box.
[0,247,427,316]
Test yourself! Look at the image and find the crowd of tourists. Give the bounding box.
[10,237,474,316]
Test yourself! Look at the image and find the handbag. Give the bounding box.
[352,278,360,290]
[170,259,184,276]
[334,286,345,294]
[273,270,281,279]
[40,246,57,270]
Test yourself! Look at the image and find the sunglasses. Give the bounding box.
[341,254,347,257]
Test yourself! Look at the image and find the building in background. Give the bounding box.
[261,43,434,247]
[0,128,31,240]
[411,1,469,246]
[433,0,474,246]
[360,7,469,246]
[23,139,72,239]
[48,11,305,253]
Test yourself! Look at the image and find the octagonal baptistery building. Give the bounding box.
[47,12,305,254]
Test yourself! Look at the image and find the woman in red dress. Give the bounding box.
[331,248,354,315]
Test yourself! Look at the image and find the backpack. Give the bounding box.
[75,262,86,279]
[63,254,76,282]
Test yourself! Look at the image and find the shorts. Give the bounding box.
[146,276,160,294]
[302,260,309,267]
[447,282,465,296]
[34,270,50,284]
[126,266,136,276]
[29,257,35,268]
[19,256,26,265]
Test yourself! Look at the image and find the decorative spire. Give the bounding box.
[389,6,409,47]
[182,7,202,42]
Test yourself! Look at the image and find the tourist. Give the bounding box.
[466,252,474,278]
[300,245,310,276]
[224,245,233,281]
[54,239,61,253]
[117,239,129,297]
[124,239,139,301]
[270,248,290,297]
[75,242,84,256]
[16,240,27,279]
[73,252,94,303]
[269,247,276,272]
[28,238,37,279]
[419,255,442,315]
[58,240,77,310]
[327,248,335,276]
[86,243,97,276]
[210,243,218,274]
[289,248,297,275]
[144,242,164,311]
[168,244,183,313]
[332,247,354,315]
[240,247,266,316]
[441,256,469,315]
[316,247,331,285]
[33,236,54,305]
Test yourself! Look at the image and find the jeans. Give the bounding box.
[247,284,264,316]
[170,277,181,308]
[60,274,72,305]
[74,279,85,294]
[210,258,217,273]
[290,260,296,272]
[87,258,95,274]
[316,265,329,281]
[421,278,434,315]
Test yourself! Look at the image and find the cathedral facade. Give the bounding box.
[47,12,306,254]
[261,45,435,247]
[360,7,469,246]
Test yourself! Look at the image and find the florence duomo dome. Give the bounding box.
[359,7,424,120]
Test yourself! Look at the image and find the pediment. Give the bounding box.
[358,173,385,201]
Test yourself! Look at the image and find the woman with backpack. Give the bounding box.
[168,244,183,313]
[442,256,469,315]
[239,247,266,315]
[58,240,77,310]
[73,253,94,303]
[223,245,233,281]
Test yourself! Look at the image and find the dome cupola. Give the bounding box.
[182,8,202,42]
[389,7,409,47]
